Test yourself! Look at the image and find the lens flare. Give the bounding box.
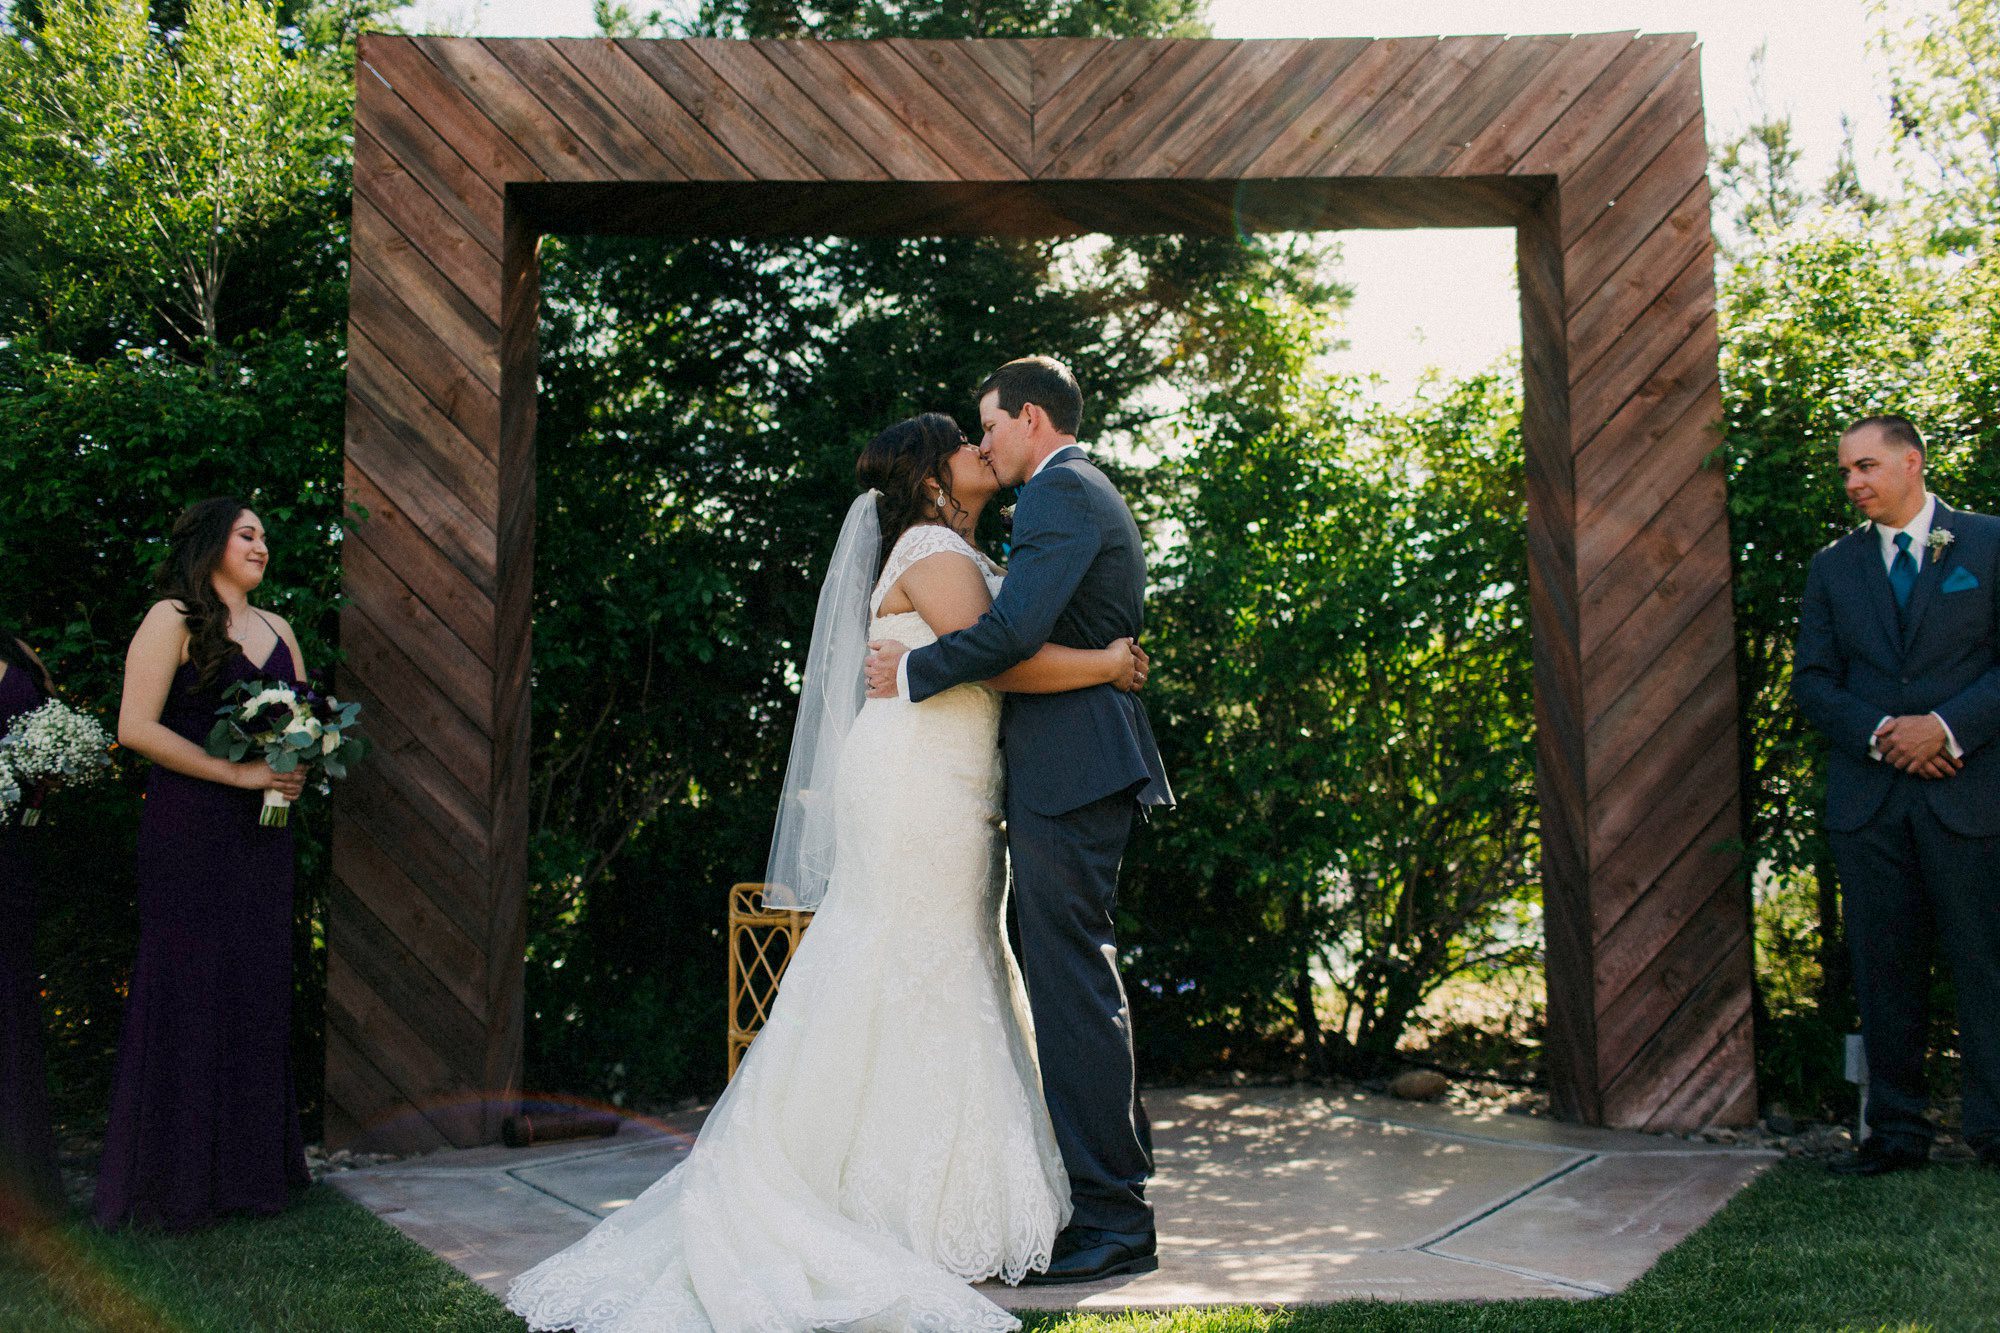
[1,1190,181,1332]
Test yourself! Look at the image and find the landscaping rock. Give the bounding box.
[1389,1070,1450,1102]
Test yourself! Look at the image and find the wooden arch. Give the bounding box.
[332,32,1754,1150]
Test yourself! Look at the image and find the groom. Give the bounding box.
[1793,414,2000,1176]
[865,356,1174,1283]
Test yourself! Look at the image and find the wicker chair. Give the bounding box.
[726,883,812,1078]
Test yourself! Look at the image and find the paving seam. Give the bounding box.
[1412,1245,1614,1297]
[1399,1150,1601,1251]
[506,1129,700,1167]
[1405,1153,1620,1297]
[497,1164,617,1222]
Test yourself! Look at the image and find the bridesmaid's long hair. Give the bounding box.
[153,496,254,694]
[0,618,55,697]
[856,413,973,575]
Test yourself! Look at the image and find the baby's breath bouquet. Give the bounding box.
[0,747,22,826]
[206,677,368,827]
[2,699,116,825]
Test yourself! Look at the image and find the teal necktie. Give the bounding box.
[1890,531,1918,609]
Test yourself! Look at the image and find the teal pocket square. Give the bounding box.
[1943,566,1980,594]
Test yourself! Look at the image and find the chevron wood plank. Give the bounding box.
[827,40,1027,180]
[890,39,1033,174]
[1174,40,1370,179]
[349,194,501,396]
[483,38,685,180]
[755,40,959,179]
[418,36,612,180]
[1032,40,1172,174]
[1450,33,1631,176]
[1379,34,1566,177]
[553,38,753,180]
[1511,34,1691,179]
[1242,37,1434,178]
[1025,38,1105,114]
[619,39,821,179]
[1321,35,1505,177]
[354,72,505,258]
[694,39,886,178]
[1043,39,1239,178]
[360,35,544,190]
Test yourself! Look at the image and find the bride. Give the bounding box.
[506,413,1147,1332]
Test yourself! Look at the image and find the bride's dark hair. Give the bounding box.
[153,495,255,694]
[855,412,973,573]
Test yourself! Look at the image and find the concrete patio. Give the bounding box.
[329,1085,1777,1313]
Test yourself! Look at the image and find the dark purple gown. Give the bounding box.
[0,663,64,1219]
[92,641,310,1230]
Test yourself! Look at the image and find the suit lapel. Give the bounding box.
[1853,526,1902,657]
[1900,500,1959,651]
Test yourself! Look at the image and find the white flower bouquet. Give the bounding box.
[0,747,22,826]
[205,677,368,827]
[1,699,116,825]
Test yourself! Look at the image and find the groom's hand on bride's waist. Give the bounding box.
[865,640,908,699]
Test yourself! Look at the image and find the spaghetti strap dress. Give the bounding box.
[92,639,310,1230]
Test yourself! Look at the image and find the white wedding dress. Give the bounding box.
[506,524,1070,1333]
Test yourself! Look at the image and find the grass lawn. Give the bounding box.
[3,1159,1996,1331]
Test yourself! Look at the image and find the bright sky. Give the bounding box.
[390,0,1903,397]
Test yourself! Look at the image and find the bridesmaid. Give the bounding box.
[94,497,312,1230]
[0,621,64,1225]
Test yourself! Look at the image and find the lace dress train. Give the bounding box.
[506,525,1068,1332]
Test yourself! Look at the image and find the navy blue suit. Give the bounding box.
[1793,498,2000,1152]
[906,445,1172,1234]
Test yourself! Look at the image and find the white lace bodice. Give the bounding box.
[868,524,1005,650]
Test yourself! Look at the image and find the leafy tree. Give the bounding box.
[0,0,347,362]
[0,0,385,1137]
[1133,366,1536,1078]
[1876,0,2000,248]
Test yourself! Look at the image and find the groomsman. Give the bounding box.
[1793,414,2000,1176]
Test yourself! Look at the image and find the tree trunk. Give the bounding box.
[1292,968,1327,1078]
[1363,974,1418,1062]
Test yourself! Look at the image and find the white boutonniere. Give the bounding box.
[1928,529,1956,557]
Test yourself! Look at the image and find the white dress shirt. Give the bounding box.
[1875,492,1938,573]
[1866,492,1963,762]
[890,444,1087,699]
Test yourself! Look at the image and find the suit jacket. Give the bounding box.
[905,446,1173,817]
[1793,498,2000,835]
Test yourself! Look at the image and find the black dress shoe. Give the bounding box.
[1020,1229,1158,1286]
[1826,1138,1929,1177]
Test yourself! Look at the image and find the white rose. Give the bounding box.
[246,687,295,713]
[321,731,341,756]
